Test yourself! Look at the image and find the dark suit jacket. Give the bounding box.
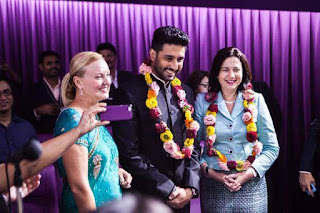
[25,80,62,134]
[252,81,282,134]
[107,71,135,105]
[112,75,200,203]
[300,117,320,173]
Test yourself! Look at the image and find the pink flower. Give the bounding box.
[155,121,167,134]
[186,129,197,138]
[205,92,218,102]
[242,112,252,122]
[139,63,152,74]
[243,90,254,101]
[207,134,216,142]
[176,89,186,100]
[189,121,200,131]
[182,148,192,158]
[218,162,230,171]
[253,141,263,155]
[163,141,178,154]
[183,103,194,114]
[172,85,183,96]
[150,82,160,96]
[171,151,184,160]
[178,99,187,108]
[149,107,162,120]
[243,82,253,90]
[204,114,216,126]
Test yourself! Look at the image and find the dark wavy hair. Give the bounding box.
[209,47,252,93]
[185,70,209,99]
[151,26,190,52]
[38,50,59,64]
[96,42,117,55]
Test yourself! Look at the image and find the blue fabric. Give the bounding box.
[54,108,122,212]
[195,92,280,177]
[0,114,37,163]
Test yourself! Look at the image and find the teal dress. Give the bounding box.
[54,108,122,212]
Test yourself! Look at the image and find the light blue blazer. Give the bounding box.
[195,91,280,178]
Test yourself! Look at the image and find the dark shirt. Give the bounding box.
[0,114,37,163]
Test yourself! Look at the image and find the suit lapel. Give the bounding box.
[231,91,244,119]
[217,92,233,121]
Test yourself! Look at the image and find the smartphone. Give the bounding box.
[306,183,317,195]
[99,104,133,121]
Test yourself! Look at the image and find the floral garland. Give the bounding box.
[139,60,200,159]
[204,83,263,171]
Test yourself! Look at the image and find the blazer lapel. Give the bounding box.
[231,92,244,119]
[217,92,233,121]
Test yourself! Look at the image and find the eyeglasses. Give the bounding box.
[199,83,209,89]
[0,89,13,97]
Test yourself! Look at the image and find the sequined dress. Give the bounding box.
[54,108,121,212]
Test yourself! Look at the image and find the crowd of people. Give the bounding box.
[0,26,318,213]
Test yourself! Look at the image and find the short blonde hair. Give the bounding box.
[61,51,103,106]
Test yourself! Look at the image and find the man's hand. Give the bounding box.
[4,174,41,202]
[299,173,316,197]
[167,187,192,209]
[35,104,60,116]
[118,168,132,189]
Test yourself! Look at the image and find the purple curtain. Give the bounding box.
[1,0,319,211]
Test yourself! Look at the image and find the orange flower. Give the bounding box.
[185,118,194,128]
[147,90,157,99]
[244,117,254,125]
[220,155,227,163]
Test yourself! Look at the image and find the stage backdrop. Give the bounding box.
[1,0,319,212]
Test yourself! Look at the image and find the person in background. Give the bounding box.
[195,47,279,212]
[55,51,132,212]
[185,70,209,100]
[96,43,134,104]
[25,50,63,134]
[299,117,320,198]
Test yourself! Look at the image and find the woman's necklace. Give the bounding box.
[204,83,263,171]
[224,100,236,104]
[139,61,200,160]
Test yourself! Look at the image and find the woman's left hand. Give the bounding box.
[226,170,254,192]
[118,168,132,189]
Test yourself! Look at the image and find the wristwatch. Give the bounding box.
[191,188,198,198]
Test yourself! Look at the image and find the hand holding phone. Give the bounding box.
[306,183,317,196]
[99,104,132,122]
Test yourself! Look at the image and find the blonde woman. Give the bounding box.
[55,52,132,212]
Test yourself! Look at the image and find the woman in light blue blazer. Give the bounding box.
[195,47,279,212]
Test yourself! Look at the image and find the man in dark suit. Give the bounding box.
[26,50,62,134]
[112,26,200,213]
[96,42,134,104]
[299,117,320,197]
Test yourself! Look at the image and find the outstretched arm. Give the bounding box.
[0,103,109,193]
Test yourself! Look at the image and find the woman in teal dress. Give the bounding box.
[55,52,132,212]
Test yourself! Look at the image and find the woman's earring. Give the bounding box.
[80,88,83,96]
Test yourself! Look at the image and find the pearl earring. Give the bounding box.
[80,88,83,96]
